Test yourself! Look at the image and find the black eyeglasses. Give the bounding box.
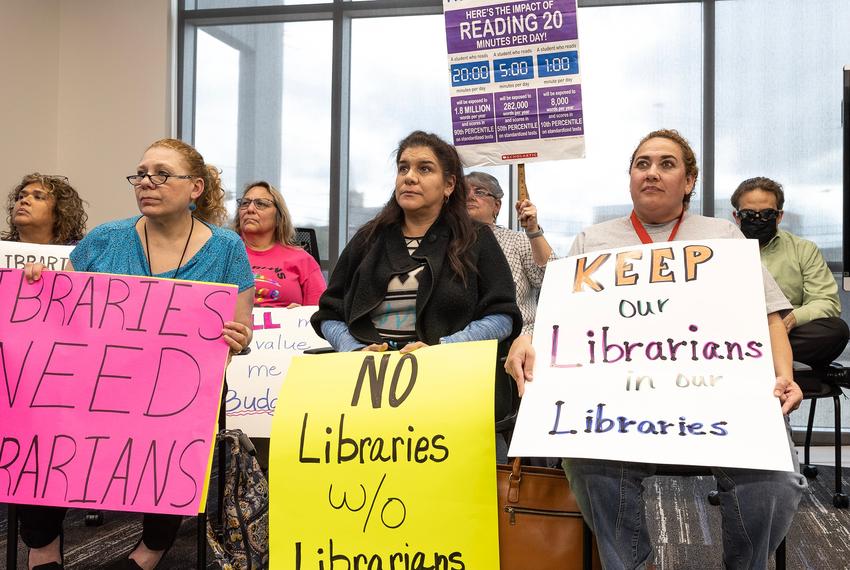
[736,208,782,222]
[237,198,279,212]
[127,173,196,186]
[470,188,498,199]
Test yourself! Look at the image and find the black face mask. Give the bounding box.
[740,218,777,246]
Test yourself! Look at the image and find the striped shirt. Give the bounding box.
[369,236,424,345]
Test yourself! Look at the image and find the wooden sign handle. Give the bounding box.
[517,163,530,203]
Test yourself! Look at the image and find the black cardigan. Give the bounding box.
[311,219,522,347]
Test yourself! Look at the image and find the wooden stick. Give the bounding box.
[517,163,530,203]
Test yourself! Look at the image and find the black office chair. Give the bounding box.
[294,227,321,264]
[795,362,850,508]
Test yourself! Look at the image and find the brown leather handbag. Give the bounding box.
[497,458,601,570]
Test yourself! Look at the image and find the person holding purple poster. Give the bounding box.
[465,171,557,462]
[505,129,806,570]
[22,139,254,569]
[465,171,554,336]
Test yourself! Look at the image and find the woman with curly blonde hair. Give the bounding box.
[2,173,87,245]
[143,138,228,226]
[20,138,254,570]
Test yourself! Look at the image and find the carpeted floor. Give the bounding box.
[645,468,850,569]
[2,467,849,569]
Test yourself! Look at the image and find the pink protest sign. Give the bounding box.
[0,268,236,515]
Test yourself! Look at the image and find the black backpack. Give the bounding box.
[207,429,269,570]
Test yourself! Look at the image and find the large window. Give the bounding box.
[714,0,850,263]
[346,15,512,236]
[526,1,702,255]
[195,29,240,196]
[348,15,452,237]
[189,20,333,255]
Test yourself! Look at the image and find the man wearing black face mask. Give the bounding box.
[731,176,849,369]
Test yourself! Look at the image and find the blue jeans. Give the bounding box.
[563,434,806,569]
[496,432,507,464]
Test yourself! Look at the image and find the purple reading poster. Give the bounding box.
[444,0,585,165]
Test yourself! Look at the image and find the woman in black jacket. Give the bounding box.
[312,130,521,353]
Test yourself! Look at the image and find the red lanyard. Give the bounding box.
[629,210,684,244]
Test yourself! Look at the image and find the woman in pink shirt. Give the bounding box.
[234,181,326,307]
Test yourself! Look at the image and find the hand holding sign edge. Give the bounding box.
[505,334,535,396]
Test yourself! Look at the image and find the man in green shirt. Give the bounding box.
[731,176,849,368]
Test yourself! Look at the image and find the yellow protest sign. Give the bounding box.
[270,341,499,569]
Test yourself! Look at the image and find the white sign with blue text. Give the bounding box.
[226,306,330,437]
[509,239,795,472]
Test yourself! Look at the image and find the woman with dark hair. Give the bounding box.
[234,180,326,307]
[22,138,254,570]
[311,130,521,353]
[506,129,805,570]
[3,173,87,245]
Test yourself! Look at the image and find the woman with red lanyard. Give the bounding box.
[504,129,804,570]
[504,128,793,381]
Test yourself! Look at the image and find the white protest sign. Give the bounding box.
[225,306,330,437]
[0,240,74,270]
[509,239,795,472]
[443,0,585,166]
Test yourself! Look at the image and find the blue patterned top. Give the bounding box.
[70,216,254,292]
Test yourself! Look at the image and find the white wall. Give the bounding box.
[0,0,172,235]
[0,0,61,204]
